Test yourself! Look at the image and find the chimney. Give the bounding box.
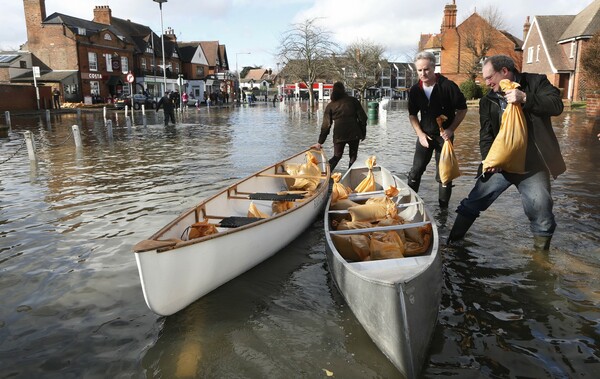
[523,16,531,41]
[441,0,457,33]
[93,5,112,25]
[164,27,177,42]
[23,0,47,46]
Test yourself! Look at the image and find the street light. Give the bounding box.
[153,0,168,93]
[236,52,250,102]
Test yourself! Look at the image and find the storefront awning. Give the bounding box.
[107,75,123,86]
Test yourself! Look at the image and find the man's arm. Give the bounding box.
[441,108,467,140]
[409,114,431,148]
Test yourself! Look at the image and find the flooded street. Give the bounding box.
[0,102,599,378]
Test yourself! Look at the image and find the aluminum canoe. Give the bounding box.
[324,162,441,378]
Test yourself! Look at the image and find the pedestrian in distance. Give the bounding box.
[312,81,368,171]
[156,91,176,126]
[181,92,189,108]
[448,55,566,251]
[53,88,61,109]
[407,51,468,208]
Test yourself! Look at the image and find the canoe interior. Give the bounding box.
[140,148,329,252]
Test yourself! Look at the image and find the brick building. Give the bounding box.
[418,0,523,85]
[521,0,600,101]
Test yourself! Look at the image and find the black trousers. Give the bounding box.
[163,110,176,126]
[329,140,360,171]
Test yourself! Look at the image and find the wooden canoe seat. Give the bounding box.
[219,216,263,228]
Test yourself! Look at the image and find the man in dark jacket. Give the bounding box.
[156,91,176,126]
[313,82,368,171]
[407,51,468,208]
[448,55,566,251]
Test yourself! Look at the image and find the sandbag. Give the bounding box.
[288,152,321,191]
[334,219,374,231]
[385,185,399,198]
[331,172,353,205]
[376,216,406,244]
[272,201,294,214]
[248,201,269,218]
[404,223,433,256]
[355,156,377,192]
[369,231,405,260]
[331,234,371,261]
[348,203,387,223]
[365,196,398,219]
[188,220,219,240]
[436,115,461,185]
[482,79,528,174]
[330,198,361,210]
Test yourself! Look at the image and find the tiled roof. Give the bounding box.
[536,15,576,71]
[44,12,126,41]
[560,0,600,41]
[243,68,268,81]
[199,41,219,66]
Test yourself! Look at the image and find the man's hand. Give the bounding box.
[504,89,526,104]
[311,143,322,150]
[418,133,432,148]
[440,128,454,141]
[484,167,502,174]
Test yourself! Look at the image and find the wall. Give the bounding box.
[0,84,52,111]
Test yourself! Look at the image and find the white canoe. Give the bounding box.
[133,148,330,316]
[324,161,441,378]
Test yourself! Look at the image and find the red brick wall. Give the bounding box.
[0,84,53,111]
[586,93,600,117]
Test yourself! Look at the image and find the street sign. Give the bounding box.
[33,66,40,78]
[177,76,184,86]
[126,72,135,83]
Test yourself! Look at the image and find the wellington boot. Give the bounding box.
[533,235,552,251]
[407,173,420,193]
[447,214,476,244]
[438,183,453,208]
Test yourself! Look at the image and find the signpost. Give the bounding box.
[32,66,40,110]
[127,72,135,98]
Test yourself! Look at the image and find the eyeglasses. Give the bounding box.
[483,71,500,82]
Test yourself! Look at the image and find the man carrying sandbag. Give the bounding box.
[407,51,467,208]
[448,55,566,251]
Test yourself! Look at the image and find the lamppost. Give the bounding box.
[153,0,168,93]
[236,52,250,102]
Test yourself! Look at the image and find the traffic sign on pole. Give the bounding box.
[127,73,135,83]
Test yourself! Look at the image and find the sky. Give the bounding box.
[1,0,595,71]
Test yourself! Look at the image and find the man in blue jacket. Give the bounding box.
[448,55,566,251]
[407,51,467,208]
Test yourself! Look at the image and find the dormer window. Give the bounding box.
[104,33,112,41]
[77,28,86,35]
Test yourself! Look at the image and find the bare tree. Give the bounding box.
[457,5,507,80]
[581,30,600,93]
[278,18,339,107]
[335,40,386,99]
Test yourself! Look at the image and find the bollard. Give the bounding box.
[72,125,82,149]
[46,109,51,125]
[106,119,113,139]
[142,104,146,115]
[115,111,119,125]
[103,106,107,121]
[5,111,11,129]
[142,114,147,127]
[125,105,129,118]
[23,131,37,162]
[126,116,132,129]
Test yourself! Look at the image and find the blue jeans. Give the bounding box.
[456,170,556,237]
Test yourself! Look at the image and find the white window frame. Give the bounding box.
[527,47,534,63]
[570,41,576,58]
[121,56,129,74]
[88,52,98,71]
[141,58,146,70]
[90,81,100,95]
[105,54,113,72]
[536,45,540,62]
[104,33,112,41]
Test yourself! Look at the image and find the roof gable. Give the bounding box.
[531,15,575,71]
[559,0,600,41]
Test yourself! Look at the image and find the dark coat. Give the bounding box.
[318,95,367,144]
[479,72,566,178]
[408,74,467,135]
[156,95,175,113]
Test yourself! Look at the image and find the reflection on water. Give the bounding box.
[0,102,598,378]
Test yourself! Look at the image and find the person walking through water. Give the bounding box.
[156,91,176,126]
[448,55,566,251]
[312,82,367,171]
[53,88,61,109]
[407,51,467,208]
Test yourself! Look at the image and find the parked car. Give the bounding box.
[114,93,157,110]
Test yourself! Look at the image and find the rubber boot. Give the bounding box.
[533,235,552,251]
[447,214,476,244]
[407,174,420,193]
[438,183,452,208]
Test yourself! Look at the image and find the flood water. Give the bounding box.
[0,101,599,378]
